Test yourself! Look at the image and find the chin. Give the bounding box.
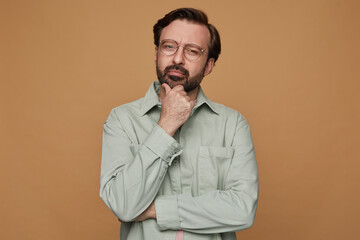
[165,77,187,88]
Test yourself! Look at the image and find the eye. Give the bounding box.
[164,44,174,49]
[185,47,201,56]
[161,41,177,52]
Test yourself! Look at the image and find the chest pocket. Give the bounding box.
[198,146,234,195]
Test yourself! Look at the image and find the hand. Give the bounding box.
[117,202,156,223]
[158,83,196,136]
[134,201,156,222]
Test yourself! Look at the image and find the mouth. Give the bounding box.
[167,70,186,77]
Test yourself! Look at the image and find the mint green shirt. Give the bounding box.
[100,81,258,240]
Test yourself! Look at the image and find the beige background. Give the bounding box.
[1,0,359,239]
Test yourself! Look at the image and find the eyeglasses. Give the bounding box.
[159,39,206,61]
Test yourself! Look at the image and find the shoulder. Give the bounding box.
[106,97,144,122]
[209,101,248,127]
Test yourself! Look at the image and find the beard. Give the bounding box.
[156,61,207,92]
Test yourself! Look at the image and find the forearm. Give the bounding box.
[100,123,182,222]
[155,183,258,233]
[101,150,167,222]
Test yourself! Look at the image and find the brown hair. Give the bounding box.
[153,8,221,62]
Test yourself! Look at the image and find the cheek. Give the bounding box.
[190,62,206,76]
[157,58,168,71]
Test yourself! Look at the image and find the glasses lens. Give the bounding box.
[160,40,178,55]
[184,45,203,61]
[160,40,204,61]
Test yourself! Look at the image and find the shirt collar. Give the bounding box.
[140,81,219,116]
[194,85,219,115]
[140,81,161,116]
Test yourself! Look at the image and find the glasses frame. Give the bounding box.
[159,39,207,62]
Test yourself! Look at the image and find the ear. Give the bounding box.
[203,58,215,76]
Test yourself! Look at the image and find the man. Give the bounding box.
[100,8,258,240]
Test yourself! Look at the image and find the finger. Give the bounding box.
[172,84,185,92]
[162,83,171,95]
[178,91,187,96]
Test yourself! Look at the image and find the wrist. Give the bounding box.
[151,205,157,219]
[149,202,157,219]
[158,120,177,137]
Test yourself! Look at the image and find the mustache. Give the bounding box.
[164,65,189,77]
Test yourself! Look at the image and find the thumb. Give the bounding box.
[162,83,171,95]
[190,100,196,109]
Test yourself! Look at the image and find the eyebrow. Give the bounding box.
[161,39,205,49]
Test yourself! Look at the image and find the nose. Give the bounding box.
[172,46,185,65]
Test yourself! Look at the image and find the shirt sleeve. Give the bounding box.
[100,109,183,222]
[154,114,258,233]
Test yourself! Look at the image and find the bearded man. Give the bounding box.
[100,8,258,240]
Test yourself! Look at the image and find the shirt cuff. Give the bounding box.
[155,195,180,230]
[143,125,183,166]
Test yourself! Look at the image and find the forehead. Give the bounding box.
[160,19,210,49]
